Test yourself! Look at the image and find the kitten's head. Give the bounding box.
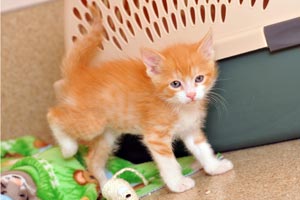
[141,31,218,105]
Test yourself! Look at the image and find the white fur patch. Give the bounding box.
[175,90,191,104]
[49,123,78,158]
[195,85,205,100]
[172,104,202,136]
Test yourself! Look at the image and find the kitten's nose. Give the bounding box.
[186,92,196,100]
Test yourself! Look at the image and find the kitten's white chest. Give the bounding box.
[172,104,204,135]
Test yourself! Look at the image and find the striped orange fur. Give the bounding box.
[47,5,222,193]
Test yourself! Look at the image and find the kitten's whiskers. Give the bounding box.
[207,90,228,119]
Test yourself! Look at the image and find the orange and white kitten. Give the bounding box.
[47,7,233,193]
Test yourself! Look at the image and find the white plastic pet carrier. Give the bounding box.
[64,0,300,63]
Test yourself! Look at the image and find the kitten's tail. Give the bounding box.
[62,5,103,76]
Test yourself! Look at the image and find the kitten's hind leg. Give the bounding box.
[144,132,195,193]
[49,122,78,158]
[182,131,233,175]
[47,106,107,158]
[86,131,117,189]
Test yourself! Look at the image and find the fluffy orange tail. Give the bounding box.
[62,5,103,76]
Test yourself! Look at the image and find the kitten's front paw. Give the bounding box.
[204,159,233,176]
[167,177,195,193]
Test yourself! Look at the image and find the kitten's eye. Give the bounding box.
[170,80,181,88]
[195,75,204,83]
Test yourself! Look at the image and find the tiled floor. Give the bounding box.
[143,139,300,200]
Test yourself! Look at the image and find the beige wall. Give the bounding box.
[1,1,64,143]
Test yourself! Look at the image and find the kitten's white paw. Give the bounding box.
[167,177,195,193]
[204,159,233,175]
[50,123,78,158]
[60,140,78,158]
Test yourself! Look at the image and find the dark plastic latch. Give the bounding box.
[264,17,300,52]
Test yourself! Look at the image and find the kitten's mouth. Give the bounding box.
[186,98,197,104]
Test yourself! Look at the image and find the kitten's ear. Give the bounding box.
[197,29,215,60]
[141,48,165,77]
